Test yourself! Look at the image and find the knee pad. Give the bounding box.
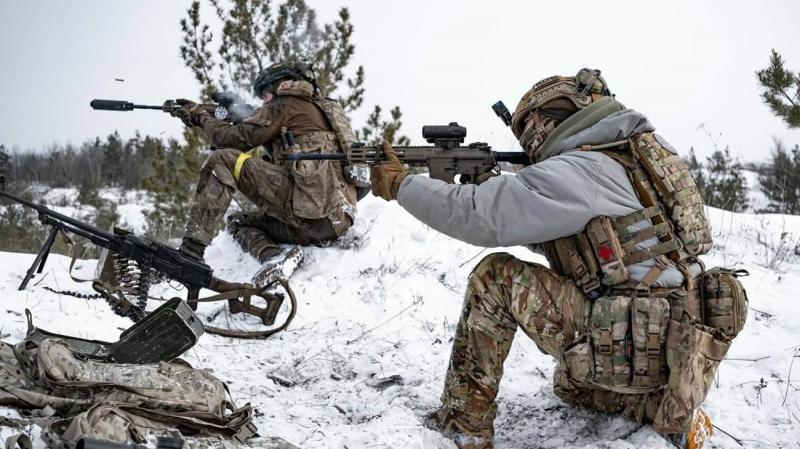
[470,252,514,278]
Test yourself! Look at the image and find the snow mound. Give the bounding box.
[1,195,798,448]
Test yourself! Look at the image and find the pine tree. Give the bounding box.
[756,50,800,214]
[0,198,50,254]
[101,132,125,185]
[685,147,749,212]
[356,105,412,146]
[691,123,750,212]
[758,138,800,214]
[0,145,9,191]
[179,0,407,142]
[142,131,206,242]
[704,147,749,212]
[0,148,73,254]
[756,49,800,128]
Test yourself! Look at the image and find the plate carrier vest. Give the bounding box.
[542,132,713,297]
[545,131,716,394]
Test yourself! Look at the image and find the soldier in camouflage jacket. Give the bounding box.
[173,63,357,267]
[371,69,745,449]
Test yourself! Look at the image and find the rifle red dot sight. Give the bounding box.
[422,122,467,149]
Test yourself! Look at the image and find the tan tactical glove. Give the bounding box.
[474,169,500,185]
[370,140,408,201]
[667,407,713,449]
[686,407,713,449]
[168,99,203,127]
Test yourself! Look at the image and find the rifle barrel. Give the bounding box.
[132,104,165,110]
[494,151,531,165]
[279,149,530,165]
[0,190,116,241]
[281,153,347,161]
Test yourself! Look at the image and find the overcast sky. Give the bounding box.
[1,0,799,162]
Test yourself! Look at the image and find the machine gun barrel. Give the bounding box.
[0,189,209,288]
[1,183,293,338]
[0,190,116,241]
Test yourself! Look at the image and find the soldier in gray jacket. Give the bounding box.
[371,69,736,449]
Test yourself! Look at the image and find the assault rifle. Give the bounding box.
[90,91,256,124]
[280,122,530,184]
[0,189,295,339]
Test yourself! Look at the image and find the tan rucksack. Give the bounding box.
[0,338,259,448]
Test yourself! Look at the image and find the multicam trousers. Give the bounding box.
[185,148,352,262]
[440,252,666,437]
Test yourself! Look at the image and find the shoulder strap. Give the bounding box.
[275,80,314,99]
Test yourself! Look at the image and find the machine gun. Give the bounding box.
[90,91,256,124]
[280,122,530,184]
[0,188,296,339]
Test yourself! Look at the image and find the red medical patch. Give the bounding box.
[597,244,615,261]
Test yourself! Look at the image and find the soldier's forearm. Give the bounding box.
[397,160,602,248]
[397,175,503,247]
[197,113,268,150]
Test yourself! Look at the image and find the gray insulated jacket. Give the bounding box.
[396,105,695,287]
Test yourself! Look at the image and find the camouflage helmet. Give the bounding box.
[512,69,611,157]
[253,61,316,97]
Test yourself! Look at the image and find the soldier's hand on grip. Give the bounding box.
[168,99,202,128]
[474,169,500,185]
[370,140,408,201]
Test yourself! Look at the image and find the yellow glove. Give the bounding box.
[370,140,408,201]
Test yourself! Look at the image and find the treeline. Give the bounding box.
[683,140,800,214]
[6,133,192,191]
[685,47,800,215]
[0,132,205,254]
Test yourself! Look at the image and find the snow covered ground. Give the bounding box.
[1,192,799,448]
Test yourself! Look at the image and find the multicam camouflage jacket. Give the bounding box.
[395,98,747,433]
[193,80,357,221]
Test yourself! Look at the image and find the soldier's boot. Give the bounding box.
[179,236,207,261]
[666,407,714,449]
[422,409,493,449]
[252,245,305,288]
